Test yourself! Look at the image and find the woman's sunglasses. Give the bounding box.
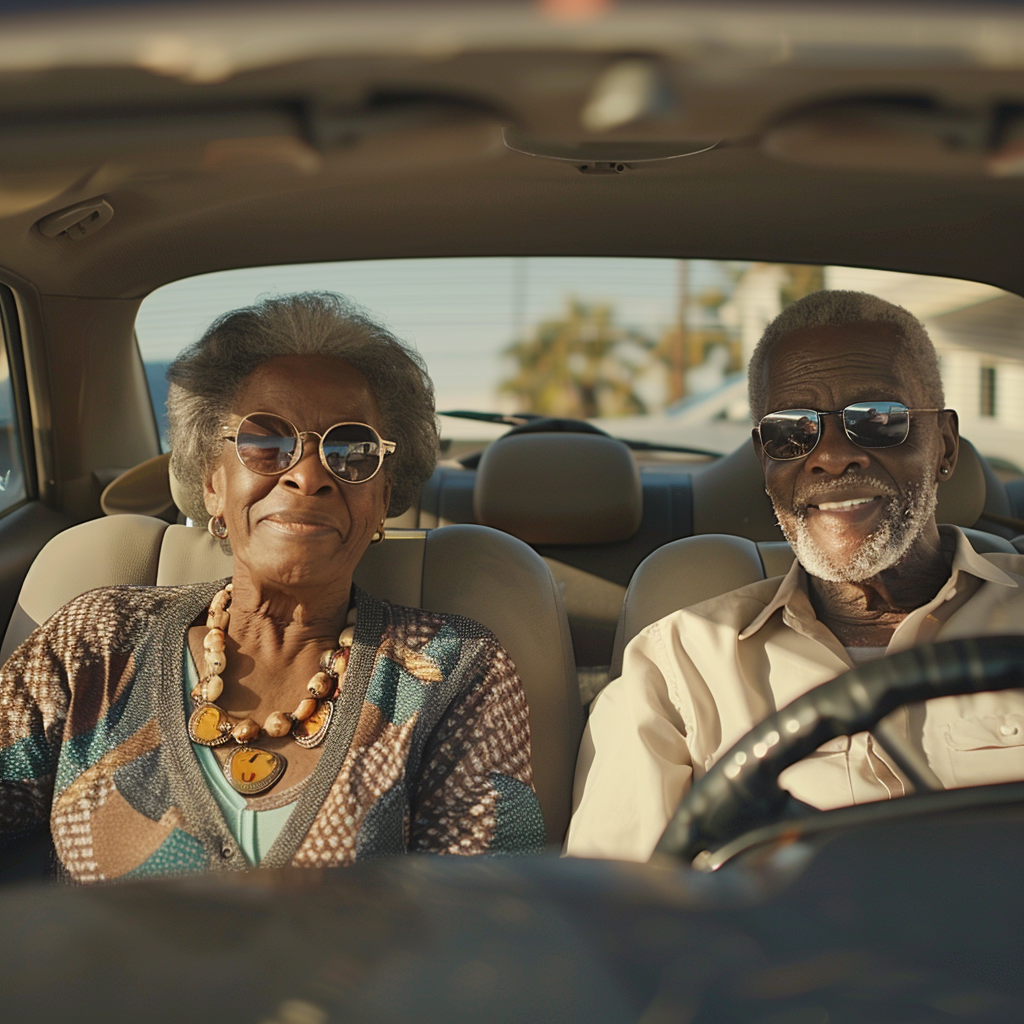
[757,402,946,461]
[222,412,396,483]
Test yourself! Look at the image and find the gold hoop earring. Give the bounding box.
[370,519,386,545]
[207,515,229,540]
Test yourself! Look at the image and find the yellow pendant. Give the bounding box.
[291,699,333,748]
[224,746,287,795]
[188,703,232,747]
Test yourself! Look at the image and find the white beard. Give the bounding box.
[773,475,939,583]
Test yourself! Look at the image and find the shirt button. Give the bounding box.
[220,845,234,859]
[1000,725,1018,737]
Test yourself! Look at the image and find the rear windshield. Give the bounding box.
[135,258,1024,475]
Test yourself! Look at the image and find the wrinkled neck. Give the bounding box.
[222,568,351,659]
[808,523,952,646]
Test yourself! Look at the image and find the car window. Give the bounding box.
[135,258,1024,475]
[0,289,29,516]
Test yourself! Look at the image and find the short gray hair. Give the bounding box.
[167,291,439,524]
[747,289,945,421]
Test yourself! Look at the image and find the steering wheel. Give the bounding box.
[657,634,1024,864]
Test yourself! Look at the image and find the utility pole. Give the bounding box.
[668,258,690,404]
[512,256,527,343]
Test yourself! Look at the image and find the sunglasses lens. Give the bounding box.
[235,414,299,475]
[843,402,910,448]
[322,423,383,482]
[759,410,821,460]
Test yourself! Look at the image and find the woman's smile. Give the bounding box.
[260,511,339,537]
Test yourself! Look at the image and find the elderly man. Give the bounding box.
[567,289,1024,862]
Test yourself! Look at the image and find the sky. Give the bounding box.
[134,256,741,412]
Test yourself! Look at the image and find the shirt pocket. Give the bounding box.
[943,713,1024,788]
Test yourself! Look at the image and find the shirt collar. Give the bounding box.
[945,525,1019,589]
[738,557,806,640]
[738,525,1017,641]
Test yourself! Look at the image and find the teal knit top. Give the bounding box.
[183,650,295,865]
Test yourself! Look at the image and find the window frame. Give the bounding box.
[980,363,998,419]
[134,328,169,453]
[0,285,37,515]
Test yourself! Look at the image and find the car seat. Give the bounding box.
[0,515,584,847]
[608,528,1019,680]
[471,431,684,696]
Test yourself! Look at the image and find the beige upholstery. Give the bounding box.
[691,441,783,542]
[608,527,1018,678]
[474,433,643,545]
[936,438,989,526]
[1,516,583,846]
[759,542,798,580]
[691,436,992,543]
[100,452,175,517]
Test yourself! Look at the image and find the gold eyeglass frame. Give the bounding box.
[222,411,396,484]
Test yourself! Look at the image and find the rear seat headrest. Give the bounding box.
[100,452,175,517]
[473,433,642,545]
[100,452,192,521]
[936,437,987,527]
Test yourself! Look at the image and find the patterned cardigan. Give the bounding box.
[0,581,545,881]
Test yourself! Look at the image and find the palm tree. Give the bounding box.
[780,263,825,306]
[499,298,655,419]
[653,285,741,405]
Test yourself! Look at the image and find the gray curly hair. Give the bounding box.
[167,291,439,525]
[747,289,945,421]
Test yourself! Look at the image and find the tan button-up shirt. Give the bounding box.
[567,527,1024,862]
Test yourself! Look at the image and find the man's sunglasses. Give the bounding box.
[222,412,396,483]
[757,402,947,461]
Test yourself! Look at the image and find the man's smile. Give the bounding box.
[812,496,880,511]
[796,481,891,515]
[803,493,885,533]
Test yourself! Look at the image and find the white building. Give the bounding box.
[825,267,1024,471]
[719,263,789,365]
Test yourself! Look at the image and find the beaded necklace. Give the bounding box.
[186,582,356,795]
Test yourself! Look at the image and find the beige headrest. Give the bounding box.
[167,459,190,516]
[100,453,175,517]
[936,437,986,527]
[474,433,642,545]
[99,453,193,520]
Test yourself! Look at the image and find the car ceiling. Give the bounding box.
[1,2,1024,299]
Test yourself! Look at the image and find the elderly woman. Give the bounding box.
[0,292,545,880]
